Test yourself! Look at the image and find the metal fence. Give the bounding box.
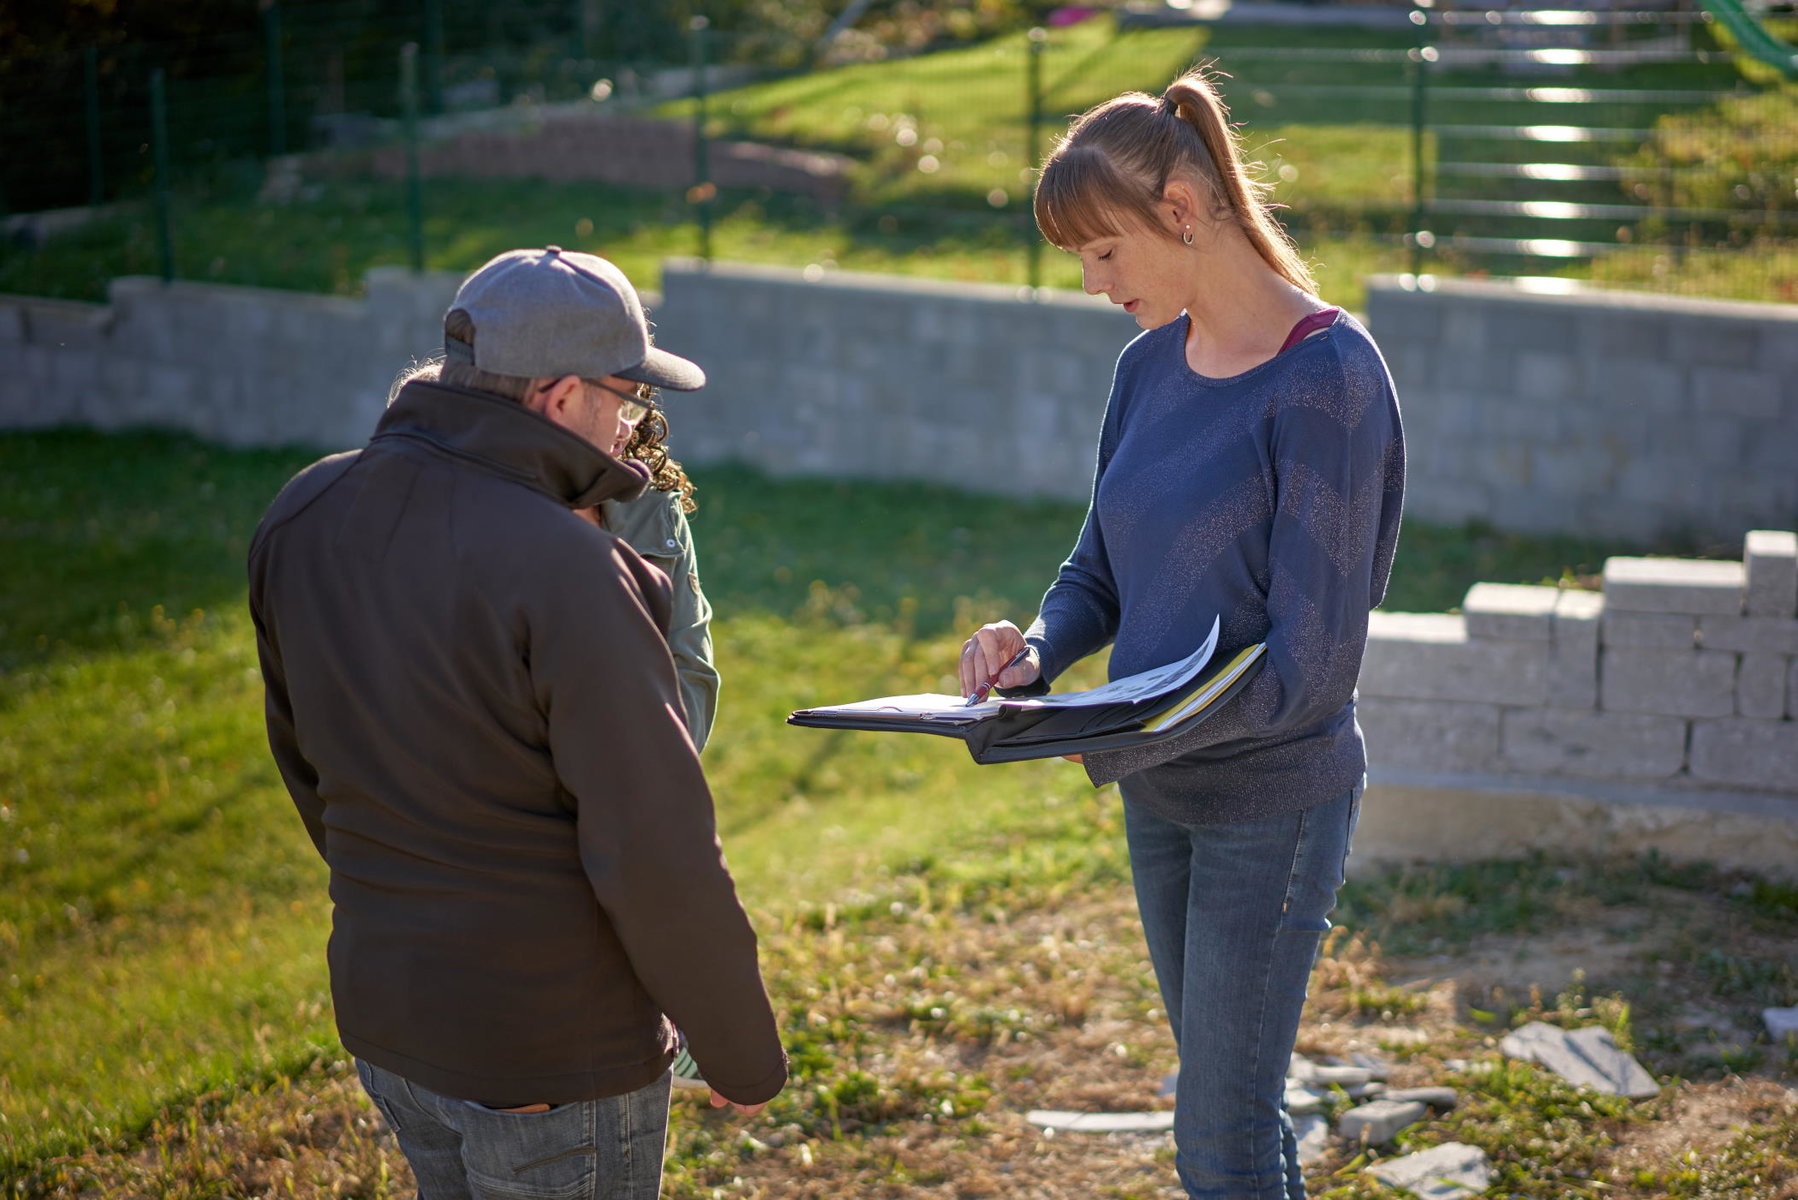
[2,2,1792,304]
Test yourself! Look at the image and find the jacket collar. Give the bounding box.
[374,379,650,508]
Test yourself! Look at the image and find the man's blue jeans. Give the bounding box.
[1123,780,1362,1200]
[355,1058,672,1200]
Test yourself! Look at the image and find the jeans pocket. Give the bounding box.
[1278,785,1361,932]
[1345,775,1366,849]
[354,1058,409,1135]
[457,1099,598,1200]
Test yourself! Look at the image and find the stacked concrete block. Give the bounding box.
[1369,276,1798,545]
[1359,531,1797,806]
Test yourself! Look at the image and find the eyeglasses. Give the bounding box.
[585,380,656,425]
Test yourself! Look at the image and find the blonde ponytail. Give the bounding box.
[1034,68,1316,294]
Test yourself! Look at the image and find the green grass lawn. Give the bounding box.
[0,426,1678,1175]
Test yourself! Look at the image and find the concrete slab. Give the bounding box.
[1499,1022,1659,1098]
[1366,1142,1493,1199]
[1025,1110,1174,1133]
[1339,1099,1427,1146]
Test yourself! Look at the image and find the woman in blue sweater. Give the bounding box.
[959,70,1405,1199]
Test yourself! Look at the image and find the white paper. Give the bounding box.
[795,693,1002,722]
[1003,617,1220,710]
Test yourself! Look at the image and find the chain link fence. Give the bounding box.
[1,1,1792,304]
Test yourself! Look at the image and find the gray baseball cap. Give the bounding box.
[444,246,705,390]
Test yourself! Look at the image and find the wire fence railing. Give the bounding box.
[1,2,1792,306]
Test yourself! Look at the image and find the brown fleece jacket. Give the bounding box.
[248,379,786,1107]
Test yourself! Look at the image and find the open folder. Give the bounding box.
[787,617,1266,764]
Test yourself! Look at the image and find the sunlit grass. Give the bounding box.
[0,428,1703,1171]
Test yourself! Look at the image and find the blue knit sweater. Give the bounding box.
[1026,310,1405,824]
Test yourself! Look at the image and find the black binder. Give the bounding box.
[788,637,1266,766]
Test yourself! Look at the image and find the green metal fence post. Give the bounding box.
[264,0,286,157]
[690,15,712,263]
[574,0,595,63]
[84,46,105,206]
[1025,26,1046,292]
[423,0,446,116]
[401,43,426,272]
[149,68,174,283]
[1407,5,1436,277]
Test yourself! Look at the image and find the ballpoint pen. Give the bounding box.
[966,646,1032,706]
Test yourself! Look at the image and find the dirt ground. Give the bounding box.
[24,878,1798,1199]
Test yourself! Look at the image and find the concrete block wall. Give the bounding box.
[1355,531,1798,879]
[6,263,1793,548]
[1368,276,1798,544]
[0,268,462,449]
[651,260,1136,502]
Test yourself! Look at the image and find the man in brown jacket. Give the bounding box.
[249,247,786,1199]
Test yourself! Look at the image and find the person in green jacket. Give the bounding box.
[591,390,719,750]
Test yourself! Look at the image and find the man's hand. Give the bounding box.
[708,1090,766,1117]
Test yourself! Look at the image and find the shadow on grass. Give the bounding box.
[0,428,317,673]
[3,427,1687,674]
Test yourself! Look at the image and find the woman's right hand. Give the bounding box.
[958,620,1040,698]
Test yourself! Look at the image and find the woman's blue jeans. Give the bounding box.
[355,1058,672,1200]
[1122,780,1362,1200]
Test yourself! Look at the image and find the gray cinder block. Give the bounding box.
[1357,698,1501,772]
[1698,616,1798,655]
[1590,355,1684,413]
[1690,718,1798,791]
[1737,656,1789,719]
[1603,557,1745,616]
[1464,582,1558,641]
[1501,709,1688,779]
[1692,364,1782,421]
[1549,588,1602,708]
[1360,613,1551,706]
[1603,611,1698,649]
[1600,647,1738,718]
[1744,531,1798,618]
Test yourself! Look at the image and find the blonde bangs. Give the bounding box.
[1034,145,1160,252]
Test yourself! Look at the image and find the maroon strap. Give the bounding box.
[1278,307,1341,355]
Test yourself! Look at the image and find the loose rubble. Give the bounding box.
[1366,1141,1494,1200]
[1499,1021,1661,1098]
[1025,1110,1174,1133]
[1027,1019,1674,1190]
[1339,1098,1428,1146]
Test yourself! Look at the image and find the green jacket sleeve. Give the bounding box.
[602,489,719,750]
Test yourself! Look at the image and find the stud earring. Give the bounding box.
[1182,226,1195,246]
